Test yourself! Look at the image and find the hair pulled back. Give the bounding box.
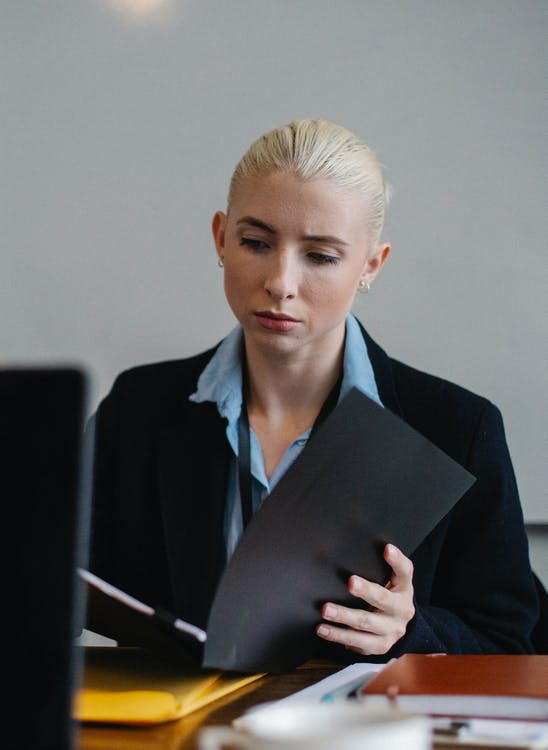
[228,119,390,243]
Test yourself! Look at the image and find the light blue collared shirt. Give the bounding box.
[189,315,383,558]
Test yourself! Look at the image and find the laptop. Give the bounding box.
[1,367,91,750]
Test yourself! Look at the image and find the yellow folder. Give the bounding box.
[73,647,265,725]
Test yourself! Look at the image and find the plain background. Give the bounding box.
[3,0,546,551]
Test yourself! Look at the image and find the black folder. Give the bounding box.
[85,387,475,673]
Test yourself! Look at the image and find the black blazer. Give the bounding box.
[88,322,539,658]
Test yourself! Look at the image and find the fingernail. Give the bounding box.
[350,576,363,593]
[317,625,330,636]
[324,604,337,618]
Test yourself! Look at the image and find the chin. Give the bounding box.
[248,328,303,353]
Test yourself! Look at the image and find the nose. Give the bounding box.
[263,250,298,301]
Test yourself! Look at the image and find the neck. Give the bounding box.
[243,331,345,421]
[241,325,346,479]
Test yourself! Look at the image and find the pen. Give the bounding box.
[321,672,378,703]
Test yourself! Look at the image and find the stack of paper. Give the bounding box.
[283,656,548,748]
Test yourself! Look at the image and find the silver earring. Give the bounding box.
[358,279,370,294]
[217,258,224,268]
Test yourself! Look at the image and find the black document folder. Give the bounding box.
[86,387,475,673]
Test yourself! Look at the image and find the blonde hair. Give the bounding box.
[228,119,390,243]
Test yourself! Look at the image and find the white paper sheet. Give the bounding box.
[276,662,387,704]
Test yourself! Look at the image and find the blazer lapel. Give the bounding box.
[357,321,404,418]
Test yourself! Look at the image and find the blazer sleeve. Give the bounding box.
[388,400,539,656]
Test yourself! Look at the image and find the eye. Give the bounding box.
[308,252,339,266]
[240,237,269,252]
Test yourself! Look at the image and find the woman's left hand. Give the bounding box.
[316,544,415,656]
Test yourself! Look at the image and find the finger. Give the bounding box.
[315,622,394,656]
[347,574,395,613]
[321,601,393,635]
[384,543,414,587]
[347,570,415,621]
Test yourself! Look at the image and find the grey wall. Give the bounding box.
[527,526,548,589]
[3,1,547,521]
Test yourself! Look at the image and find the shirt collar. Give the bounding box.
[340,314,383,406]
[189,314,383,424]
[189,325,244,424]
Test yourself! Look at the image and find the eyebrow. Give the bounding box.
[236,216,349,247]
[236,216,276,233]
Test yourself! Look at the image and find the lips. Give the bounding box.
[254,311,299,332]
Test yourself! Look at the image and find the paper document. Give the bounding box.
[277,663,387,705]
[204,388,475,672]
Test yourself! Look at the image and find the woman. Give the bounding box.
[88,119,539,659]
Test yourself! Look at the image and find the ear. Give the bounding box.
[212,211,227,261]
[359,242,391,289]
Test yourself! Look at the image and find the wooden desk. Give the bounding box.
[76,662,521,750]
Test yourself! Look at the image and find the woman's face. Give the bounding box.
[212,171,390,361]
